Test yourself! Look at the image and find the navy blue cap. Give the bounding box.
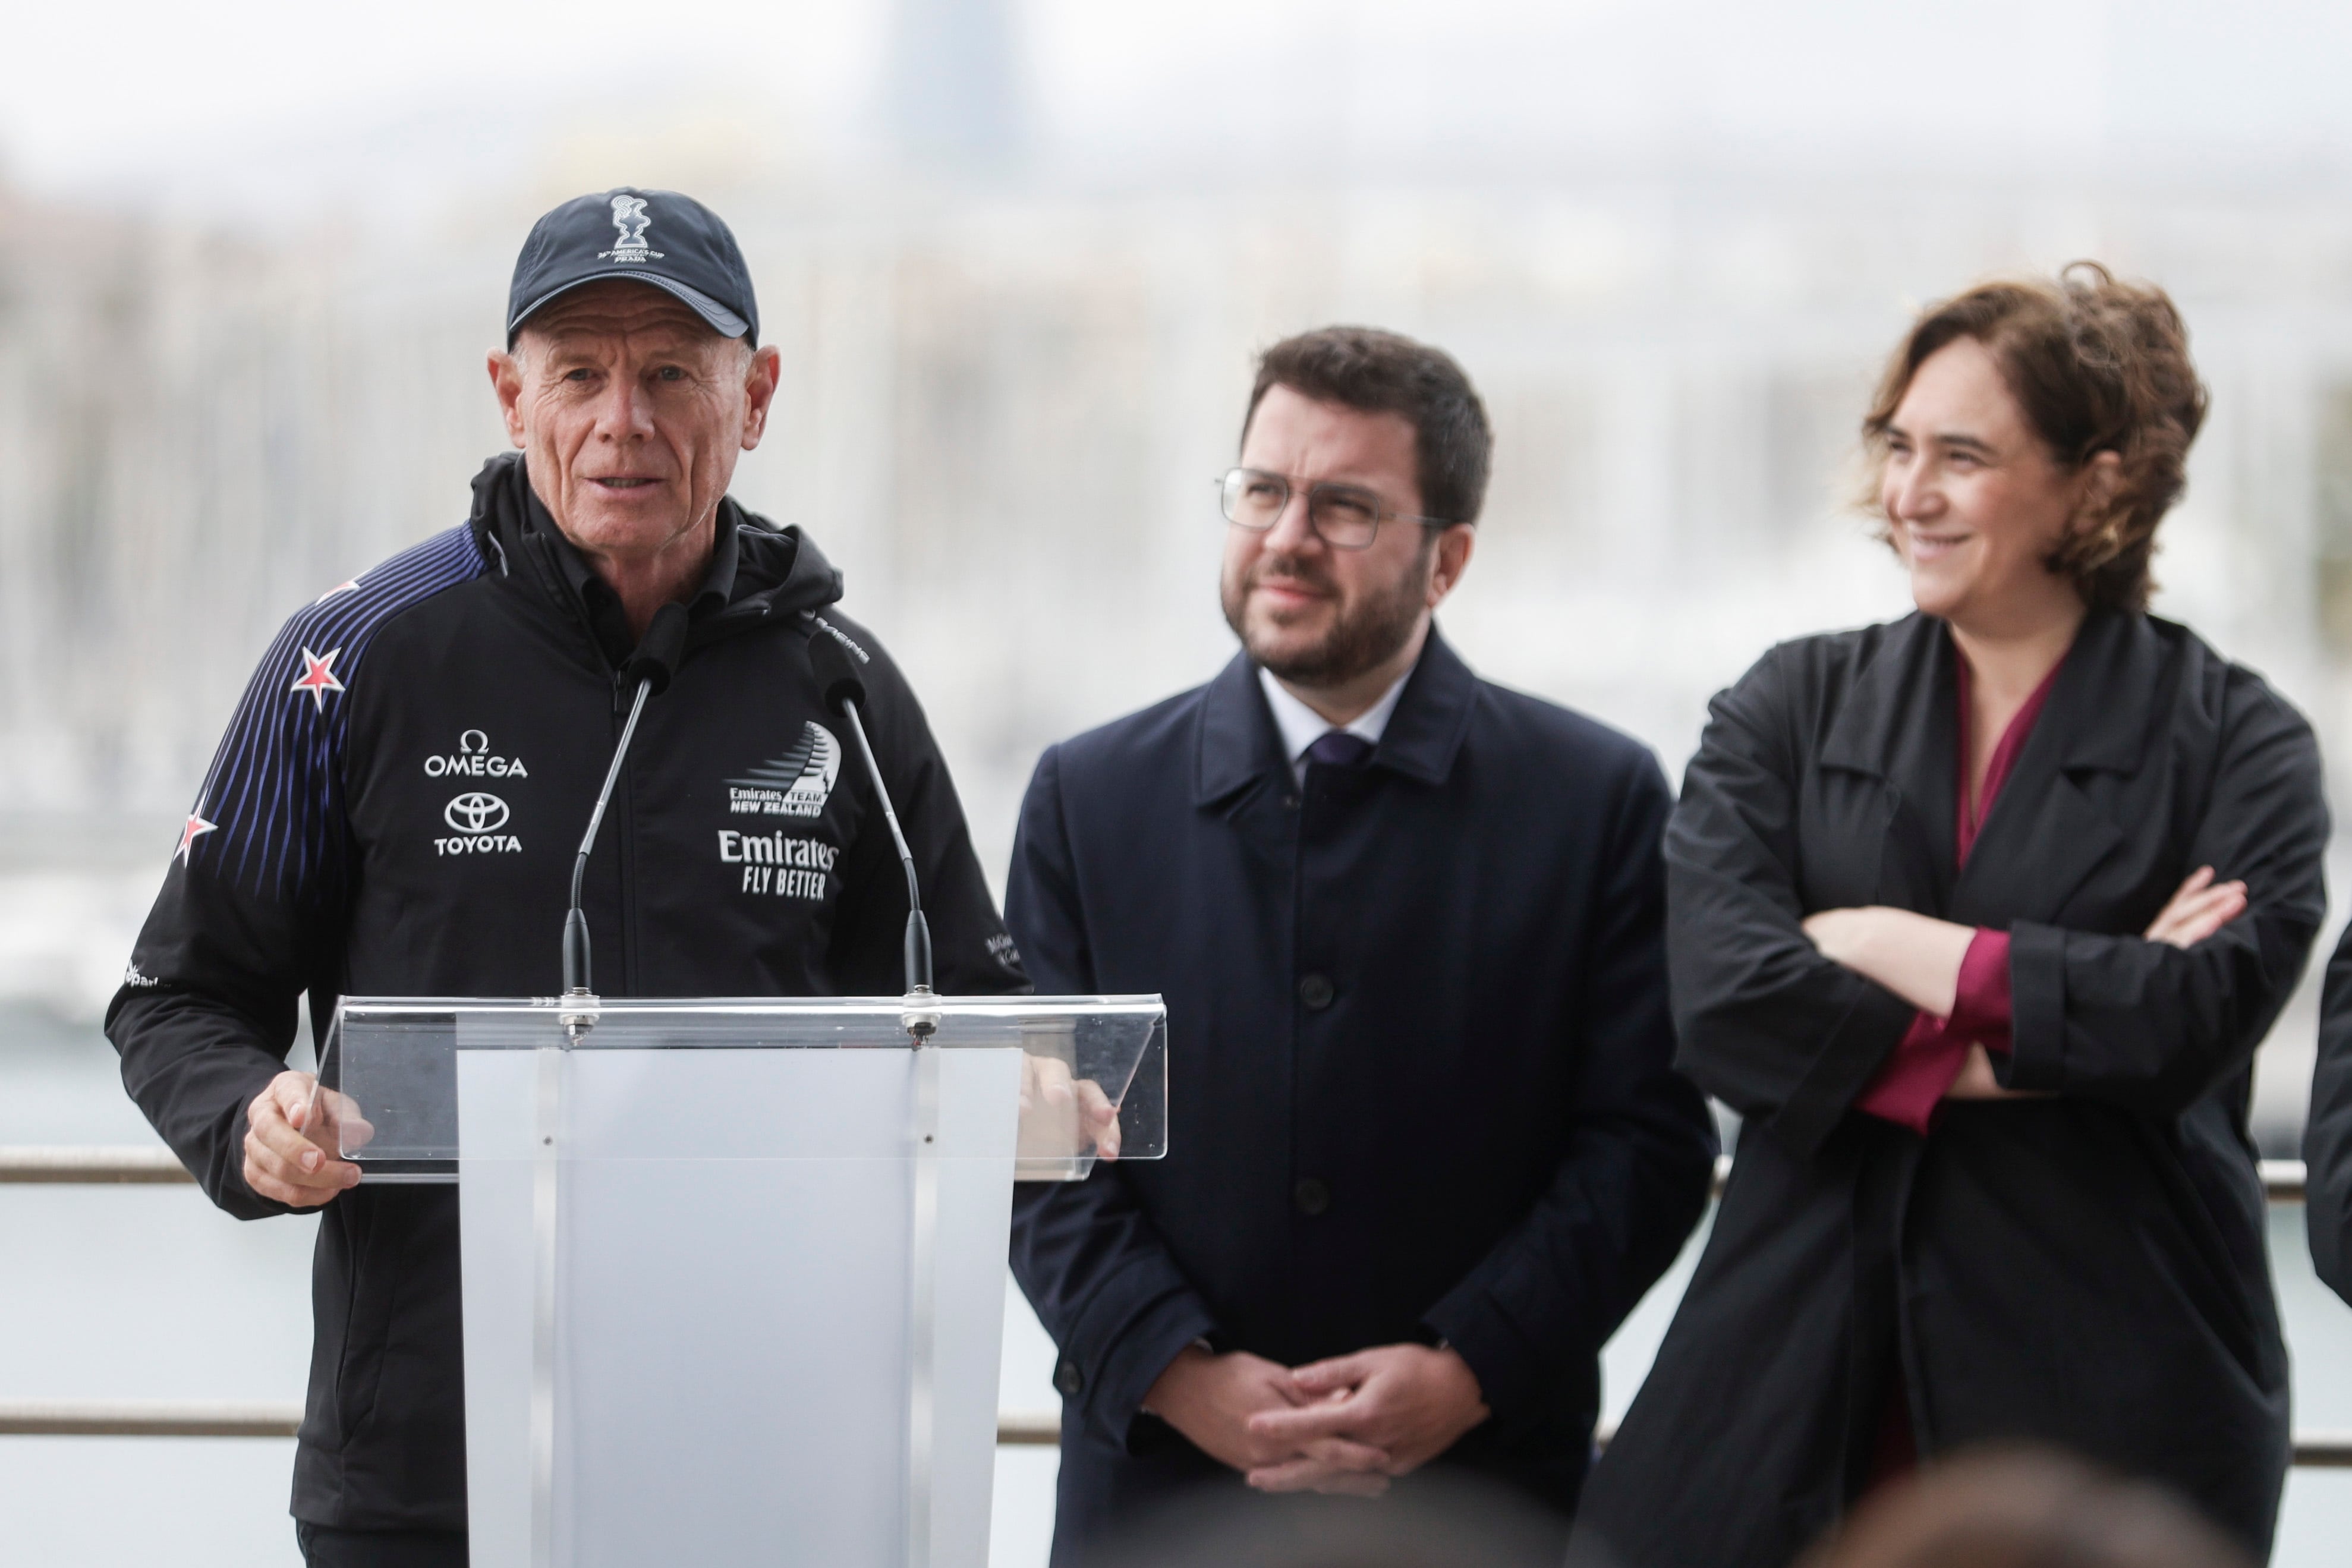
[506,188,757,344]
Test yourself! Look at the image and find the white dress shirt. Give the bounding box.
[1257,664,1412,788]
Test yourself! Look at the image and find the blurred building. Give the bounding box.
[3,152,2350,1124]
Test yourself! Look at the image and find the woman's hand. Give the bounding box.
[2143,866,2246,949]
[1943,871,2241,1103]
[1944,1043,2050,1101]
[1801,906,1976,1018]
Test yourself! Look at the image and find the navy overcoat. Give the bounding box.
[1005,631,1718,1564]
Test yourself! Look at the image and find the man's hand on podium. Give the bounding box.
[244,1070,366,1207]
[1143,1345,1392,1497]
[1242,1345,1490,1491]
[1018,1053,1123,1160]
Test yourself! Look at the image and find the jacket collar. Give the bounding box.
[465,451,844,661]
[536,486,742,618]
[1817,607,2155,783]
[1812,606,2168,924]
[1193,624,1480,806]
[1946,609,2167,921]
[2039,607,2172,774]
[1816,613,1950,783]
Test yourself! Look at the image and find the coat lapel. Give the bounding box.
[1947,610,2149,927]
[1193,650,1287,812]
[1371,627,1478,786]
[1191,626,1480,809]
[1815,615,1959,915]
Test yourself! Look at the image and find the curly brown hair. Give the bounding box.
[1861,262,2208,613]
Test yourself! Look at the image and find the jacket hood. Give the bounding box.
[465,451,844,633]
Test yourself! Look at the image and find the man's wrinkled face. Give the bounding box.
[490,280,777,565]
[1220,385,1442,687]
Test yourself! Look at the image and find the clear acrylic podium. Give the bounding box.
[307,993,1167,1568]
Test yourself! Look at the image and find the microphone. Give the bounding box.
[619,603,689,697]
[560,602,689,1037]
[807,627,936,1022]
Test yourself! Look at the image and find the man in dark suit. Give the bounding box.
[1005,325,1718,1564]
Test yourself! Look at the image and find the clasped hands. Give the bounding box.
[1800,866,2247,1103]
[1141,1342,1490,1498]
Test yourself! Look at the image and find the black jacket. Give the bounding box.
[1576,610,2328,1567]
[105,452,1025,1531]
[2307,928,2352,1306]
[1003,632,1718,1565]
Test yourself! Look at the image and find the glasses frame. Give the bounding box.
[1215,468,1453,552]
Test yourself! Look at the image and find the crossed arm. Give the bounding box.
[1800,867,2249,1104]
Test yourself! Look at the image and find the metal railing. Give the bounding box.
[0,1144,199,1183]
[2,1148,2340,1462]
[0,1399,1063,1446]
[1,1150,2317,1201]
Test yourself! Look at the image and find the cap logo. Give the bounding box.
[598,196,665,265]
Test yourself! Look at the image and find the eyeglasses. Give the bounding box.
[1216,468,1450,551]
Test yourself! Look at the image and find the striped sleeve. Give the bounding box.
[106,525,486,1213]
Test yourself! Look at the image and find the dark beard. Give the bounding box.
[1222,546,1431,687]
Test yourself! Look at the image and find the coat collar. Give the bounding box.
[463,450,844,663]
[1193,624,1480,807]
[1950,609,2167,921]
[2040,607,2174,774]
[1818,607,2157,783]
[1816,607,2166,924]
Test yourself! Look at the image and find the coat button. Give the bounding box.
[1054,1359,1083,1397]
[1298,973,1334,1009]
[1293,1177,1331,1216]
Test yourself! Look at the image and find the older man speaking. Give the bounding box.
[106,189,1025,1566]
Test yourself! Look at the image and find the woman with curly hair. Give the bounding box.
[1573,265,2329,1567]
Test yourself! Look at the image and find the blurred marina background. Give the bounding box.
[8,0,2352,1561]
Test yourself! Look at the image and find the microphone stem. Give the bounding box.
[563,675,654,999]
[836,699,918,911]
[577,678,654,876]
[836,697,932,994]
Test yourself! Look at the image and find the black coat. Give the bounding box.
[1576,610,2329,1567]
[2307,928,2352,1306]
[1004,632,1718,1566]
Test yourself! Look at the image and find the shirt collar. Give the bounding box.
[529,487,741,662]
[1195,626,1478,807]
[535,499,741,613]
[1257,663,1413,785]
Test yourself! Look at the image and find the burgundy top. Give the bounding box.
[1852,651,2063,1134]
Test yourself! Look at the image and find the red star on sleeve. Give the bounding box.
[289,647,346,712]
[174,811,218,865]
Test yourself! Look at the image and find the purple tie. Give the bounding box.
[1305,731,1374,771]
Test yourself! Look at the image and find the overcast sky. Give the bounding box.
[10,0,2352,221]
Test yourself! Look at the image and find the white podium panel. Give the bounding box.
[310,995,1167,1568]
[458,1047,1019,1568]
